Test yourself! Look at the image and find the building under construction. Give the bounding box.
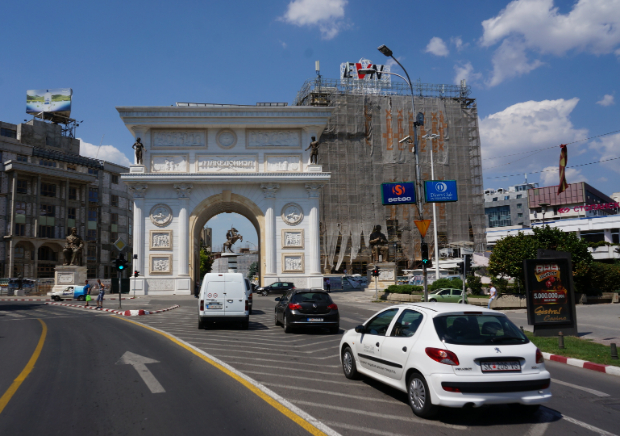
[294,74,485,275]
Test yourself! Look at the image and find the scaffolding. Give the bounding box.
[295,78,485,275]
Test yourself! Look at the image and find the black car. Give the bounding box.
[259,281,295,296]
[274,290,339,334]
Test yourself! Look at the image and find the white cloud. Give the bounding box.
[453,62,482,86]
[481,0,620,55]
[596,94,615,106]
[589,132,620,173]
[539,165,587,186]
[425,37,449,57]
[79,139,131,167]
[451,36,466,51]
[480,98,588,174]
[280,0,348,40]
[487,38,543,87]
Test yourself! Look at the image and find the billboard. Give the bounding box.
[424,180,458,203]
[381,182,416,205]
[524,258,575,327]
[340,58,391,84]
[26,88,72,117]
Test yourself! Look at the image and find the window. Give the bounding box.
[111,232,118,242]
[504,195,510,200]
[39,225,55,238]
[88,168,99,178]
[39,159,57,167]
[518,213,523,218]
[67,164,76,171]
[17,179,28,194]
[390,310,423,338]
[87,229,97,240]
[17,155,28,163]
[517,203,522,209]
[40,204,55,217]
[38,246,57,261]
[87,245,97,262]
[14,223,25,236]
[111,213,118,224]
[485,205,512,228]
[41,183,56,197]
[516,194,523,199]
[69,187,77,200]
[364,308,399,336]
[89,188,98,203]
[16,202,26,215]
[433,315,528,346]
[1,128,17,138]
[492,197,498,201]
[111,195,119,207]
[112,175,119,184]
[15,247,25,259]
[88,207,97,221]
[68,207,76,220]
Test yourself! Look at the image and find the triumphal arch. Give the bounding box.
[117,104,332,295]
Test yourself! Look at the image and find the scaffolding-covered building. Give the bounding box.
[294,75,485,275]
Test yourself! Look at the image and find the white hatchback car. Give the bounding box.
[339,303,551,418]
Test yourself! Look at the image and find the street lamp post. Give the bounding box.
[423,132,441,282]
[359,44,429,301]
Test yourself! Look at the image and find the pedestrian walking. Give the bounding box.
[325,278,331,293]
[83,280,92,307]
[96,279,105,309]
[488,285,497,309]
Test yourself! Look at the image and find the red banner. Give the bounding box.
[557,144,568,195]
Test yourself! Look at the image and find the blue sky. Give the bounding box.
[2,0,619,239]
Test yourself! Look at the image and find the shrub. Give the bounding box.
[588,262,620,295]
[466,275,483,295]
[429,277,463,291]
[491,276,510,296]
[385,285,424,294]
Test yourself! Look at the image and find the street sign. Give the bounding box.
[424,180,458,203]
[381,182,416,205]
[414,220,432,238]
[113,238,127,252]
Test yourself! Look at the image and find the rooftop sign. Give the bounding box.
[340,58,391,84]
[26,88,72,117]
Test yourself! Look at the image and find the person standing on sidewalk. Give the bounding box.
[325,278,331,293]
[488,285,497,309]
[96,279,106,309]
[83,280,92,307]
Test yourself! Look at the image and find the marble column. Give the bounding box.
[261,183,279,275]
[174,184,193,276]
[306,183,324,274]
[128,184,148,274]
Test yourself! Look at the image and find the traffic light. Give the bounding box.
[134,270,140,278]
[115,253,128,272]
[459,262,465,275]
[372,267,380,277]
[421,242,431,268]
[464,255,472,275]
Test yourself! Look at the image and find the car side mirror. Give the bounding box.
[355,325,366,334]
[274,297,280,301]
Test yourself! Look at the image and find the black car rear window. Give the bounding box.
[433,315,529,346]
[292,292,332,303]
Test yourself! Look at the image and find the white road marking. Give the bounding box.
[340,317,361,323]
[171,333,339,348]
[526,422,549,436]
[263,382,401,403]
[186,345,338,359]
[233,363,341,375]
[116,351,165,394]
[542,407,617,436]
[291,400,467,430]
[552,378,609,397]
[322,421,415,436]
[245,371,371,387]
[207,355,340,367]
[3,312,25,318]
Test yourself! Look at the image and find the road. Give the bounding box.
[0,302,312,435]
[2,297,619,436]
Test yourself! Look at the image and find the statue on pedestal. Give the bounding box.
[305,136,320,164]
[369,225,389,263]
[132,138,144,165]
[223,228,243,253]
[63,227,84,266]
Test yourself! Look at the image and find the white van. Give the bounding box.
[198,273,249,329]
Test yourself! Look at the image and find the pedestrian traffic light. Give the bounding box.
[464,254,472,275]
[421,242,431,267]
[134,270,140,278]
[115,253,128,272]
[372,267,380,277]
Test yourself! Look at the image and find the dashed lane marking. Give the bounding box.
[244,371,370,387]
[322,421,415,436]
[201,354,340,368]
[551,378,609,397]
[174,335,341,350]
[263,383,402,404]
[186,346,339,359]
[231,363,342,376]
[542,407,617,436]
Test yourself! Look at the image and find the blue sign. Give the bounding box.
[424,180,458,203]
[381,182,416,205]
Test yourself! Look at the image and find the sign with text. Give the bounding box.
[524,258,575,327]
[27,88,72,116]
[381,182,416,205]
[424,180,458,203]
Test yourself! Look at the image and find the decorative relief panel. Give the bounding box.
[246,129,301,148]
[282,229,304,249]
[58,273,74,284]
[152,130,206,147]
[282,253,305,273]
[265,155,301,172]
[151,155,188,173]
[196,155,258,173]
[216,129,237,149]
[150,230,172,250]
[378,270,395,281]
[146,279,175,291]
[281,203,304,226]
[150,254,172,274]
[150,204,173,227]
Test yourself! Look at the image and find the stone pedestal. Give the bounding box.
[307,164,323,172]
[366,262,397,292]
[51,265,88,294]
[129,165,145,173]
[221,253,240,273]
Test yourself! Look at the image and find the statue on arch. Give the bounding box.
[305,136,320,164]
[223,227,243,253]
[369,225,389,263]
[132,137,144,165]
[63,227,84,266]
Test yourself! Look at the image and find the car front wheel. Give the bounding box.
[283,316,292,333]
[341,346,360,379]
[407,373,438,419]
[429,298,437,303]
[274,311,281,326]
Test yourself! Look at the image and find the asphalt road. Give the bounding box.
[0,302,311,436]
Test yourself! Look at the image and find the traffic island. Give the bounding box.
[44,301,180,316]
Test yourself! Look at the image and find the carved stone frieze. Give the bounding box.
[150,254,172,274]
[151,155,188,173]
[150,230,172,250]
[196,155,257,173]
[247,129,301,148]
[174,183,193,198]
[281,203,303,226]
[261,183,280,199]
[265,155,301,172]
[146,279,175,290]
[282,229,304,249]
[150,204,173,227]
[216,129,237,149]
[282,253,305,273]
[152,130,206,147]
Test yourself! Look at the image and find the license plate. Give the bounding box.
[481,361,521,372]
[207,303,222,310]
[307,318,324,322]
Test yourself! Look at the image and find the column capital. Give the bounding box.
[305,183,324,198]
[174,183,193,198]
[128,183,148,198]
[261,183,280,199]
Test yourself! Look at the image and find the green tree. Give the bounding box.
[488,225,593,293]
[466,274,483,295]
[589,262,620,294]
[247,262,259,280]
[429,277,463,291]
[199,249,214,278]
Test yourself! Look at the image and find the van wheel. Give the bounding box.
[77,296,85,301]
[198,318,206,329]
[283,316,292,333]
[407,373,439,419]
[342,346,360,379]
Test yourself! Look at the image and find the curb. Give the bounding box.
[0,297,136,302]
[44,302,179,316]
[542,352,620,377]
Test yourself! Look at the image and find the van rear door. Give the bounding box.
[225,281,246,315]
[204,281,226,314]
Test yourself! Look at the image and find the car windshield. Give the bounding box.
[433,314,529,345]
[292,292,332,303]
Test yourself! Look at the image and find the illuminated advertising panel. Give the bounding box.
[381,182,416,205]
[26,88,72,116]
[524,258,575,327]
